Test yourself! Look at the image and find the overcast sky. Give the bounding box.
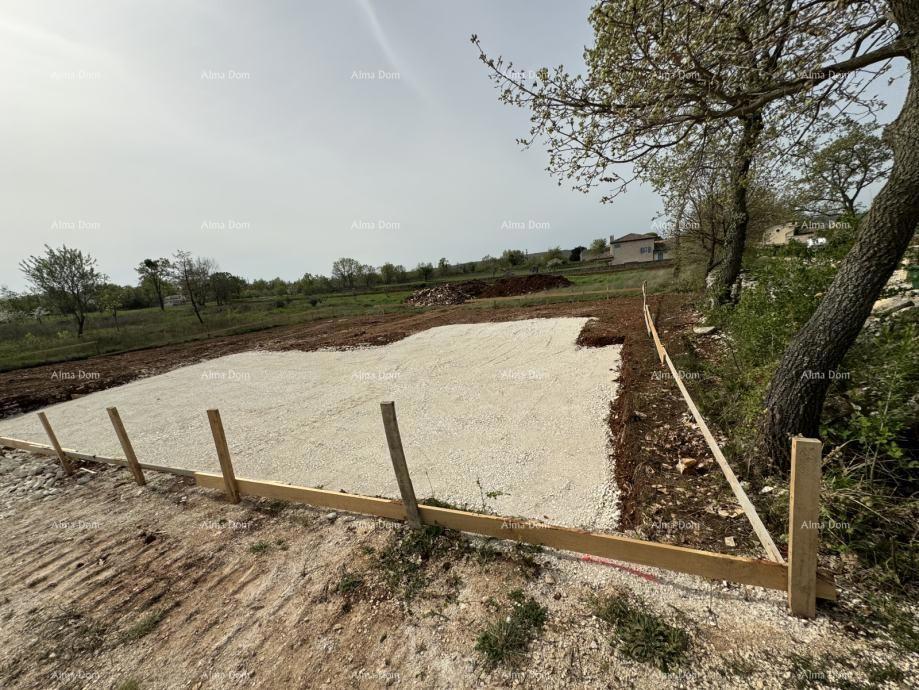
[0,1,908,290]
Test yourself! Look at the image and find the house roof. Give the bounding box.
[612,232,658,243]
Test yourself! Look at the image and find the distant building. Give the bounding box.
[762,218,839,247]
[163,294,187,307]
[607,232,671,265]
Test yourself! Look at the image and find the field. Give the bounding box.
[0,263,673,372]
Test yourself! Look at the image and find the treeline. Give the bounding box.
[1,244,599,336]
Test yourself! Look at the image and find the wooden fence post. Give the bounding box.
[788,436,822,618]
[206,409,240,504]
[36,412,74,475]
[380,401,422,528]
[106,407,146,486]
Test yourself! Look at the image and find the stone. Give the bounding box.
[693,326,718,335]
[676,457,700,475]
[76,475,92,485]
[724,536,736,547]
[324,512,338,522]
[872,294,913,316]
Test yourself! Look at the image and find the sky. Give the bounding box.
[0,1,908,290]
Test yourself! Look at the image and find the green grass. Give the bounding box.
[591,593,690,672]
[475,588,548,666]
[121,609,166,643]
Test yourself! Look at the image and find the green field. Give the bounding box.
[0,264,674,372]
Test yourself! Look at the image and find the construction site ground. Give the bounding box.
[0,295,914,688]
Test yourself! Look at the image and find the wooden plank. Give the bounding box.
[195,472,407,519]
[0,436,196,477]
[662,353,785,563]
[788,437,822,617]
[641,283,651,337]
[646,305,665,363]
[193,471,835,600]
[206,409,240,504]
[36,412,74,475]
[380,401,421,528]
[106,407,146,486]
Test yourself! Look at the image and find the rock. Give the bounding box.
[324,512,338,522]
[760,485,774,494]
[693,326,718,335]
[31,466,44,476]
[543,574,556,585]
[676,457,700,475]
[724,536,736,547]
[872,294,913,316]
[76,475,92,485]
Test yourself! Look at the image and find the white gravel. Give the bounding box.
[0,318,622,528]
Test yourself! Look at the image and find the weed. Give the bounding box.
[336,571,364,594]
[249,540,272,555]
[121,609,166,643]
[116,680,141,690]
[475,589,548,667]
[375,525,462,600]
[592,593,690,672]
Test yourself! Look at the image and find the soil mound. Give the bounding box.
[404,274,572,306]
[478,274,573,298]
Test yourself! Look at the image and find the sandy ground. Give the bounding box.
[0,451,913,690]
[0,318,622,529]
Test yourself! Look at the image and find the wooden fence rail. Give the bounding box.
[641,285,784,564]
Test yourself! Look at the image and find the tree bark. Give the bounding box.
[762,43,919,472]
[712,112,764,303]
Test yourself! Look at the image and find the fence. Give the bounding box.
[0,300,835,617]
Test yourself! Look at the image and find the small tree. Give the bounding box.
[380,262,397,284]
[437,257,451,276]
[501,249,525,267]
[135,258,172,311]
[546,246,565,261]
[97,284,128,329]
[210,272,245,305]
[19,244,106,336]
[588,239,608,254]
[793,120,892,217]
[332,257,361,289]
[169,251,213,324]
[416,262,434,281]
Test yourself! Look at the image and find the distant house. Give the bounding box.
[763,219,836,247]
[607,232,671,265]
[163,294,187,307]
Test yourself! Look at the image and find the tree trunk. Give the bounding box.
[712,112,764,304]
[76,314,85,337]
[762,45,919,472]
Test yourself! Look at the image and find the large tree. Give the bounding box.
[478,0,916,469]
[135,257,172,311]
[19,244,106,336]
[474,1,820,302]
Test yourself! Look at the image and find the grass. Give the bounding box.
[475,589,548,667]
[116,680,141,690]
[591,592,690,672]
[121,609,166,643]
[374,524,463,601]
